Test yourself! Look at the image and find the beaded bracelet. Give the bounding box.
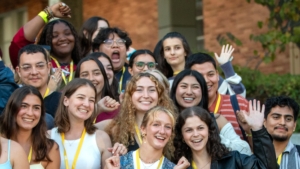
[44,6,54,21]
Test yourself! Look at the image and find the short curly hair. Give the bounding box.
[173,106,229,163]
[264,96,299,121]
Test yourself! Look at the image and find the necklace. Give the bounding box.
[191,160,211,169]
[65,139,78,146]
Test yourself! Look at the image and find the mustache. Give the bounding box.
[274,126,288,131]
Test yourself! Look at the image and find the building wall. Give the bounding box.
[0,0,290,74]
[83,0,159,51]
[203,0,290,74]
[0,0,46,20]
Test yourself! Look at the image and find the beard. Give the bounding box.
[271,134,289,142]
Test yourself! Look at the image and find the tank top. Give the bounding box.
[50,127,101,169]
[0,140,12,169]
[30,162,44,169]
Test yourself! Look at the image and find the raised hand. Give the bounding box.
[104,155,120,169]
[174,156,190,169]
[48,68,62,92]
[214,44,234,65]
[241,99,265,131]
[107,142,128,156]
[49,2,71,18]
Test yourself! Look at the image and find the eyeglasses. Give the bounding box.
[103,39,126,47]
[20,63,47,72]
[134,62,157,70]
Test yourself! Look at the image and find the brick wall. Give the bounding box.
[83,0,158,51]
[0,0,290,74]
[0,0,46,20]
[203,0,290,74]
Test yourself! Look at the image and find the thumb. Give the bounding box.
[107,147,113,152]
[214,52,219,59]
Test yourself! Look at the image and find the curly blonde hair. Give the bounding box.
[106,72,177,152]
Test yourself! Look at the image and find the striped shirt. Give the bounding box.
[278,141,300,169]
[209,93,249,138]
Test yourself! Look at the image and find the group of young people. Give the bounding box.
[0,1,298,169]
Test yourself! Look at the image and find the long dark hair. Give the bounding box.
[173,106,229,163]
[55,78,97,134]
[37,19,82,64]
[159,32,192,78]
[170,69,209,112]
[79,16,110,57]
[89,52,119,101]
[0,86,54,162]
[74,55,113,100]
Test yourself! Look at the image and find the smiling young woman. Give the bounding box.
[96,72,177,156]
[173,103,278,169]
[74,56,120,122]
[105,106,179,169]
[170,70,251,155]
[0,86,60,169]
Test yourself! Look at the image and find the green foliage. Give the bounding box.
[229,66,300,132]
[218,0,300,64]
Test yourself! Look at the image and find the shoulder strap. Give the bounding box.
[7,140,11,160]
[229,95,247,141]
[296,145,300,153]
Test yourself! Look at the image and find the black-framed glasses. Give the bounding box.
[134,62,157,70]
[103,39,126,47]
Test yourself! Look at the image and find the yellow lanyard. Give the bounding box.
[28,146,32,162]
[61,129,86,169]
[118,67,126,93]
[51,56,74,85]
[277,153,282,165]
[192,161,197,169]
[43,87,50,99]
[135,149,163,169]
[135,123,142,144]
[173,70,181,76]
[213,94,221,114]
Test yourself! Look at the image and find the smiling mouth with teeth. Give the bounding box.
[183,98,194,101]
[155,136,165,140]
[23,118,34,122]
[191,139,202,143]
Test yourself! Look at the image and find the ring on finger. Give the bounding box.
[61,2,66,7]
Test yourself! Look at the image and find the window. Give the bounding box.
[0,8,27,64]
[196,0,204,50]
[289,43,300,74]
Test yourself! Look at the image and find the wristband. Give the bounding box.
[38,11,48,23]
[246,133,252,137]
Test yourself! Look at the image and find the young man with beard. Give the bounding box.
[0,44,60,128]
[264,96,300,168]
[92,27,132,93]
[185,52,250,139]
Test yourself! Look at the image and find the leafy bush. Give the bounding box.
[222,66,300,132]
